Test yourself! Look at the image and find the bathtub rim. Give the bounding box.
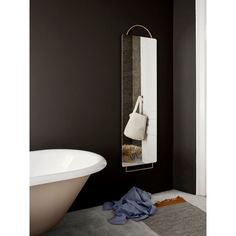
[30,149,107,187]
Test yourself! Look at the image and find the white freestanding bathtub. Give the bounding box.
[30,149,107,236]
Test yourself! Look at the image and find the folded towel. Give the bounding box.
[103,186,157,225]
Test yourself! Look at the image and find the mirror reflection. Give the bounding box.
[121,34,157,167]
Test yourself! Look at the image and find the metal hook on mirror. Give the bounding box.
[126,24,153,38]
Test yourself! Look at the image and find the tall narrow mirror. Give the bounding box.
[121,33,157,168]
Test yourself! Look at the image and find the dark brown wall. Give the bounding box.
[173,0,196,193]
[30,0,173,210]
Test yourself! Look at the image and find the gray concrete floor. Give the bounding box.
[44,190,206,236]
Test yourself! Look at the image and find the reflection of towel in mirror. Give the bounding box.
[103,186,157,225]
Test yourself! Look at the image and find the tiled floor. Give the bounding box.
[44,189,206,236]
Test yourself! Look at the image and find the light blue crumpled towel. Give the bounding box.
[103,186,157,225]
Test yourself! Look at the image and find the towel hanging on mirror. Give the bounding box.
[124,96,147,141]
